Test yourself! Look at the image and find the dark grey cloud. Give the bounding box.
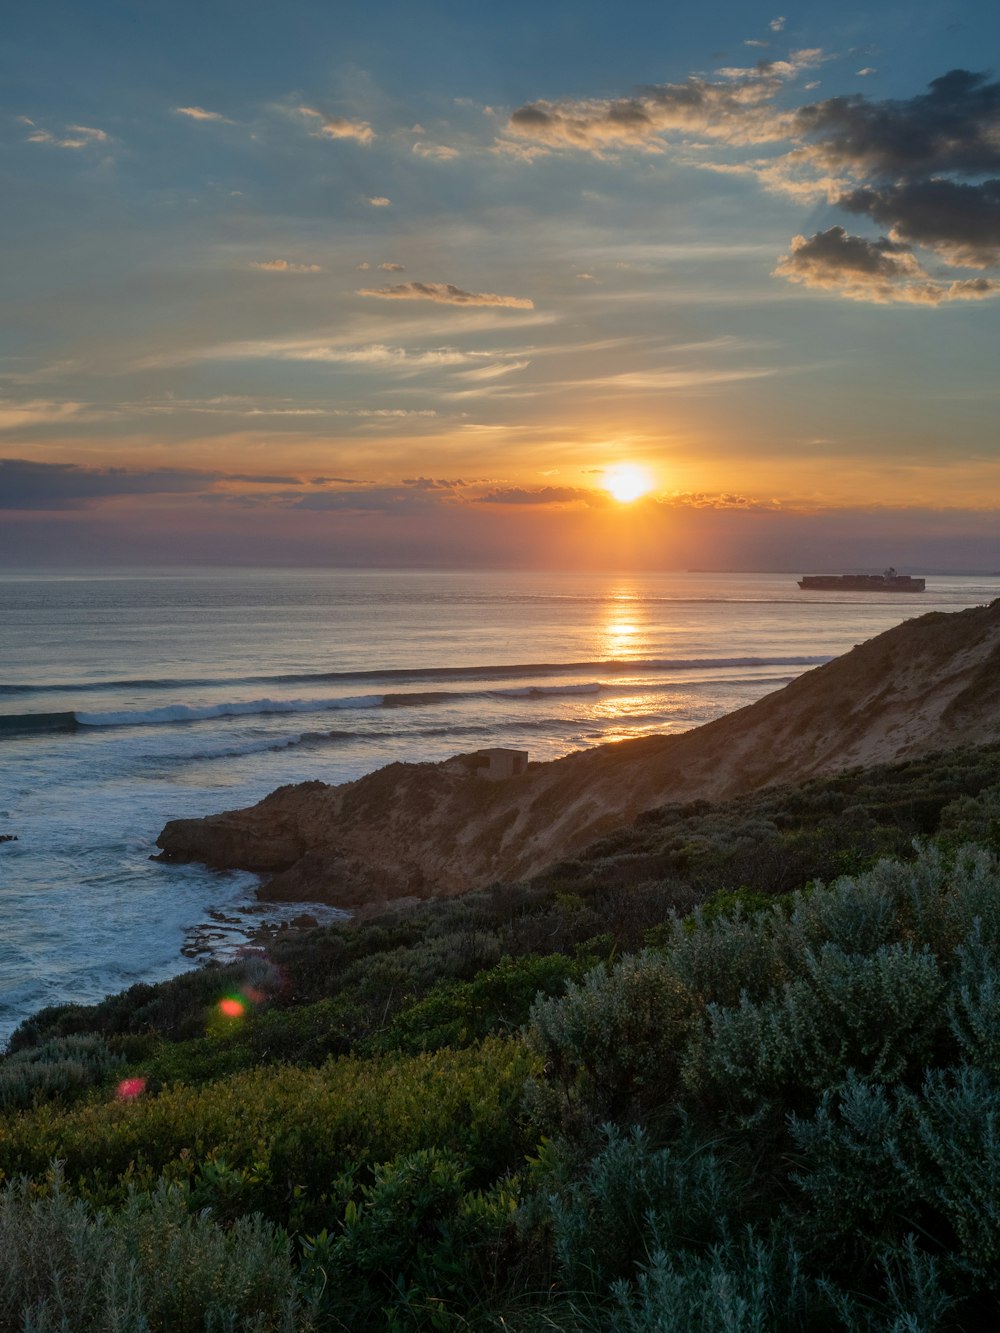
[401,476,470,490]
[510,60,1000,305]
[773,225,1000,303]
[839,178,1000,268]
[310,475,375,485]
[226,473,301,484]
[779,226,914,279]
[795,69,1000,179]
[0,459,215,510]
[0,459,298,509]
[775,71,1000,298]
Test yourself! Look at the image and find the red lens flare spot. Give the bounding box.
[242,986,266,1005]
[219,996,245,1018]
[116,1077,147,1100]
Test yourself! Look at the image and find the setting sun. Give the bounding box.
[604,464,653,503]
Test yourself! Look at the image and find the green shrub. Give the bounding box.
[7,958,280,1052]
[0,1168,313,1332]
[366,954,588,1055]
[0,1039,537,1230]
[0,1036,123,1110]
[544,1126,740,1294]
[321,1147,518,1329]
[528,952,699,1134]
[697,942,947,1116]
[601,1230,837,1333]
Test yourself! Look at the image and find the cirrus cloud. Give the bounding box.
[22,120,109,149]
[249,259,323,273]
[173,106,233,124]
[357,281,534,309]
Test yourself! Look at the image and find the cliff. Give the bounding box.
[156,599,1000,908]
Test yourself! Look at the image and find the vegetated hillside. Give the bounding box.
[22,741,1000,1059]
[6,741,1000,1330]
[157,598,1000,908]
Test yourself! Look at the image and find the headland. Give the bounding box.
[156,598,1000,912]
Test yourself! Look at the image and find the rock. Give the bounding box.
[155,601,1000,910]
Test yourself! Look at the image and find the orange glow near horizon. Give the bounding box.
[604,464,654,503]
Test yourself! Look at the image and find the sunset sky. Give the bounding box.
[3,0,1000,569]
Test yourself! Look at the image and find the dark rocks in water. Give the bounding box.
[0,834,17,844]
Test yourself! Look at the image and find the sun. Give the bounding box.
[604,464,653,503]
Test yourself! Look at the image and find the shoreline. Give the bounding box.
[155,600,1000,915]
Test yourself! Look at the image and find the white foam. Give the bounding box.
[76,695,385,727]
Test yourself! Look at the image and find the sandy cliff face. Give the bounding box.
[156,600,1000,908]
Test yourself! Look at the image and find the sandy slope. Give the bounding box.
[156,599,1000,908]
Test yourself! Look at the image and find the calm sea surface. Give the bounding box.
[1,567,997,1045]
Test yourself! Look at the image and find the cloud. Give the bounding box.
[297,105,374,144]
[839,178,1000,268]
[367,196,391,207]
[475,486,602,505]
[507,79,788,154]
[0,400,91,431]
[412,142,460,160]
[249,259,323,272]
[357,281,534,308]
[770,16,786,32]
[856,68,877,78]
[663,491,782,509]
[24,123,109,149]
[792,69,1000,180]
[773,226,1000,303]
[346,409,438,418]
[504,47,832,158]
[509,59,1000,306]
[457,359,530,381]
[379,261,405,272]
[273,343,497,370]
[311,476,376,485]
[769,70,1000,300]
[401,477,471,490]
[173,106,233,123]
[0,459,220,509]
[579,366,780,391]
[716,49,825,82]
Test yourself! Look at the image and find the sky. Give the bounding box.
[2,0,1000,570]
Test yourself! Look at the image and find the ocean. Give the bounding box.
[1,567,997,1046]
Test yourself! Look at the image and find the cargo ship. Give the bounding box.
[798,568,925,592]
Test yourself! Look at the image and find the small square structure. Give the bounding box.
[476,748,529,781]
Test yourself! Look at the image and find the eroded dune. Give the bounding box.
[156,599,1000,908]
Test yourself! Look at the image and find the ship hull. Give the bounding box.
[798,575,926,592]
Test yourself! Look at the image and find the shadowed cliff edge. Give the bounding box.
[156,600,1000,909]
